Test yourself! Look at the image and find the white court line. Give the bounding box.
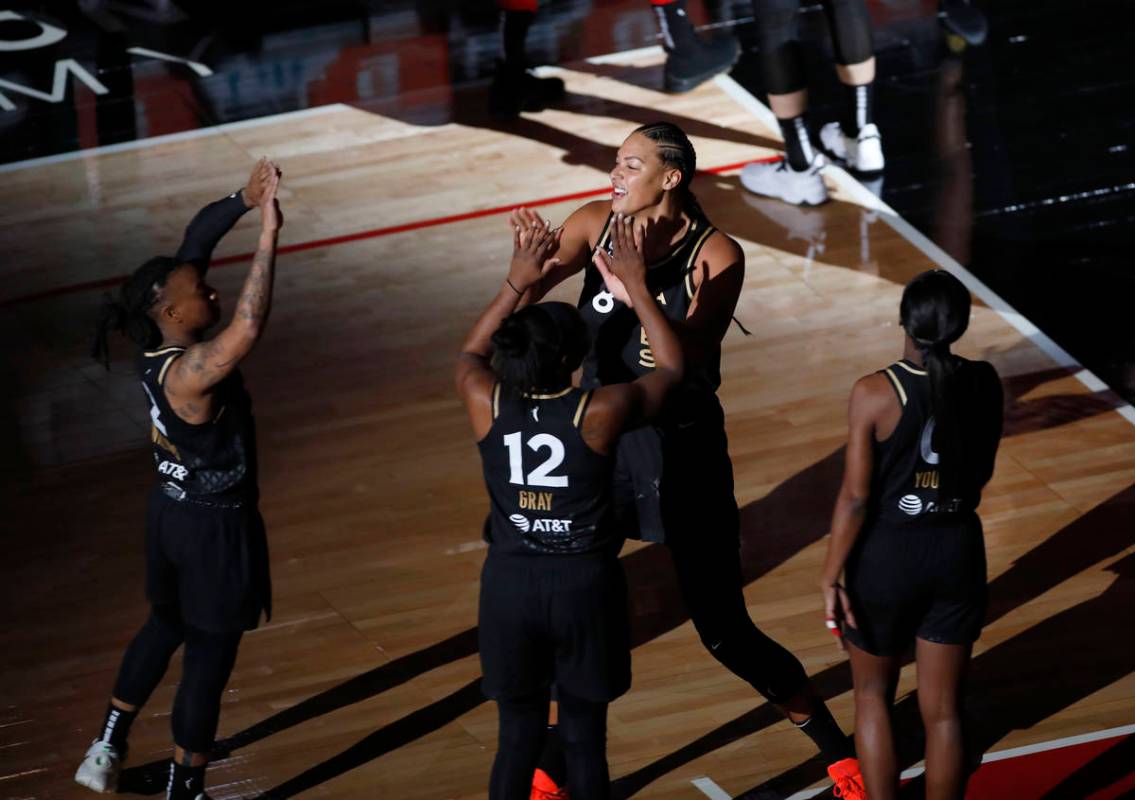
[778,723,1135,800]
[712,72,1135,429]
[692,776,733,799]
[0,103,350,175]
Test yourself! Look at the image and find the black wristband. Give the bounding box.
[506,278,524,296]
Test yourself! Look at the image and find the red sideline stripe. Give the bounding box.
[1,156,778,309]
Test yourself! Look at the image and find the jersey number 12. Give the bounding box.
[503,432,569,488]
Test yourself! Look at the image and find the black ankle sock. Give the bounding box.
[778,114,816,170]
[655,0,698,52]
[500,10,534,69]
[167,761,205,800]
[794,703,854,763]
[536,725,567,785]
[840,82,874,137]
[99,703,137,751]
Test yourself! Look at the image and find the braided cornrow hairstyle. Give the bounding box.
[632,121,704,216]
[92,256,182,368]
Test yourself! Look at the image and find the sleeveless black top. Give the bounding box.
[478,383,618,556]
[139,346,258,501]
[577,210,721,408]
[869,358,1002,527]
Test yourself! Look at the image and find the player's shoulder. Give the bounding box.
[699,227,744,269]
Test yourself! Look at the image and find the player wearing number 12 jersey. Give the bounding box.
[456,213,683,799]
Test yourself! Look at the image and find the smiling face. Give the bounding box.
[609,132,684,216]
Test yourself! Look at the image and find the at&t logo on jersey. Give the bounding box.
[509,513,573,534]
[898,494,924,515]
[157,460,189,480]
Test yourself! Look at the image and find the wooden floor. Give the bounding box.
[2,51,1134,799]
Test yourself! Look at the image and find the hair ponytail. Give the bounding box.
[91,256,182,367]
[900,270,972,498]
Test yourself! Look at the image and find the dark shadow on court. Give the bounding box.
[1039,733,1135,799]
[713,483,1135,800]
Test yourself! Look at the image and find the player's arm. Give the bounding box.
[456,221,562,440]
[509,201,609,306]
[174,158,276,271]
[581,214,684,453]
[165,170,281,413]
[819,373,891,637]
[681,233,745,362]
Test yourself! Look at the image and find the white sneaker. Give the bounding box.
[740,153,828,206]
[820,122,884,173]
[74,740,123,793]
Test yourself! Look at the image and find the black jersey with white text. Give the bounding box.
[869,358,1002,526]
[139,346,258,499]
[477,383,617,556]
[577,211,720,399]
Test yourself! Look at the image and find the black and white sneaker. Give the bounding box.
[820,122,884,174]
[74,740,124,793]
[740,153,829,206]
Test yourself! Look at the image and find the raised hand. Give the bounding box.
[508,209,562,294]
[259,168,282,231]
[592,213,646,307]
[243,157,276,208]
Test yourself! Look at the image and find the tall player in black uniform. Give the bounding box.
[820,270,1003,800]
[457,213,683,799]
[77,159,281,800]
[512,122,866,797]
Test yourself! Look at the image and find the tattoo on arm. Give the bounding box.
[235,243,275,327]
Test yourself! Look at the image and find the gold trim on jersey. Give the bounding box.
[492,382,501,420]
[157,352,181,385]
[684,225,716,300]
[883,367,908,406]
[151,425,181,460]
[521,387,574,400]
[144,346,186,357]
[893,360,929,376]
[573,390,593,428]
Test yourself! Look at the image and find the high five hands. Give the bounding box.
[507,207,562,295]
[592,213,646,308]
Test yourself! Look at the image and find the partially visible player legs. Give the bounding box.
[740,0,830,205]
[491,689,551,800]
[668,525,866,797]
[165,626,243,800]
[916,639,971,800]
[652,0,741,93]
[847,641,902,800]
[490,0,566,117]
[75,606,185,793]
[556,690,610,799]
[816,0,884,173]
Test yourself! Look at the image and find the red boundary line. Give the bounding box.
[1,156,778,309]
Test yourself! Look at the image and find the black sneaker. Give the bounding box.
[663,33,740,94]
[489,61,566,117]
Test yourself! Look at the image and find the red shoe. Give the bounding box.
[827,757,867,799]
[531,768,569,800]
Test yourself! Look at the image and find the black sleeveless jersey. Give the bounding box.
[870,358,1002,526]
[477,383,617,556]
[577,211,721,400]
[139,346,258,500]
